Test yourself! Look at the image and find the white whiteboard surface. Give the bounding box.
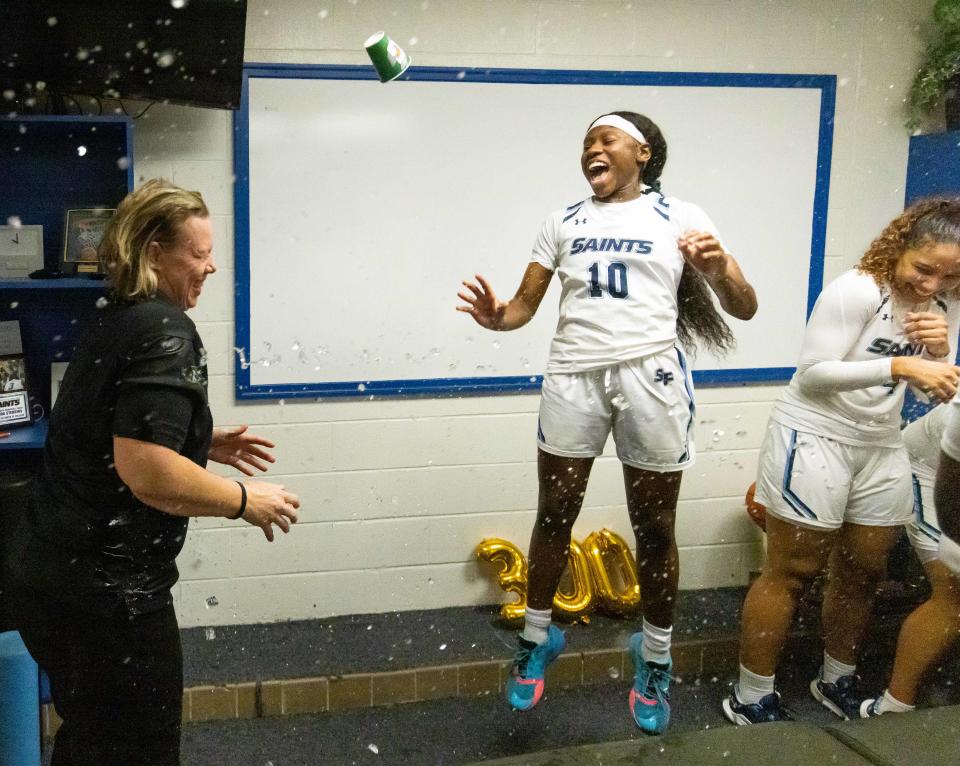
[234,66,834,399]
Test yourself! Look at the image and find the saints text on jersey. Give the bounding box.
[570,238,655,255]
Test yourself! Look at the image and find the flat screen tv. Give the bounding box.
[0,0,248,111]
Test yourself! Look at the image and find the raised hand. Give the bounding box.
[678,230,730,280]
[457,274,506,330]
[905,311,951,358]
[208,425,276,476]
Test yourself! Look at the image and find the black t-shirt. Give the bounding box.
[12,296,213,615]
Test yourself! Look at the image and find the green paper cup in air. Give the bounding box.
[364,31,412,83]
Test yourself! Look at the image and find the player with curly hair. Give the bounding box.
[723,197,960,725]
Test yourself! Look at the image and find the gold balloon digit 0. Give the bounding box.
[551,538,595,616]
[584,529,641,616]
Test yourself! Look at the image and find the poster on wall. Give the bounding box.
[0,320,31,427]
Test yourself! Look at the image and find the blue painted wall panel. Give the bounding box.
[906,130,960,206]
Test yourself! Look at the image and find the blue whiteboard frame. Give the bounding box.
[234,64,835,400]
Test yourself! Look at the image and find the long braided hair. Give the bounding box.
[857,196,960,296]
[604,111,735,356]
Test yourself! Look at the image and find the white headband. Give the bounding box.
[587,115,646,145]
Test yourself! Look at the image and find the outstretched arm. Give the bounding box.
[457,262,553,331]
[114,437,300,541]
[678,231,757,320]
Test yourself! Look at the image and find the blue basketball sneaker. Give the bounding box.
[628,632,672,734]
[505,625,566,711]
[810,671,865,720]
[722,689,793,725]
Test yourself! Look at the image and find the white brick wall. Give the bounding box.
[128,0,935,626]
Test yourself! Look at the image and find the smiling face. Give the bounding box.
[150,215,215,310]
[581,125,651,202]
[892,240,960,303]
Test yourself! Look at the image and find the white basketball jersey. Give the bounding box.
[773,269,960,447]
[530,192,720,373]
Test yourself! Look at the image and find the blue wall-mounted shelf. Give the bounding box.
[0,420,47,451]
[0,279,106,290]
[0,116,131,456]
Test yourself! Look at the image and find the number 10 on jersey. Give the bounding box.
[588,261,629,299]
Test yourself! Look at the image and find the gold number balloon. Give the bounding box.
[552,538,595,616]
[475,538,528,620]
[583,529,641,616]
[477,531,640,620]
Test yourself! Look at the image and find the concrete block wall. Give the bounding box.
[126,0,934,626]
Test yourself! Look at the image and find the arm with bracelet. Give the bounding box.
[114,438,297,540]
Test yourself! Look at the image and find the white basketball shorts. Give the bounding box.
[906,467,942,563]
[537,348,695,472]
[755,421,913,531]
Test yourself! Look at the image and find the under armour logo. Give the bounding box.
[573,217,587,225]
[654,368,674,385]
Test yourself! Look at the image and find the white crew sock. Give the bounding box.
[876,689,915,714]
[821,652,857,684]
[521,606,552,645]
[640,618,673,665]
[736,663,775,705]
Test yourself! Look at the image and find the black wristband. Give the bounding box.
[230,480,247,520]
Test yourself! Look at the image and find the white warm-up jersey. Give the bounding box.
[530,192,720,373]
[772,269,960,447]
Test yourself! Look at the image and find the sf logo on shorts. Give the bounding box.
[654,368,674,385]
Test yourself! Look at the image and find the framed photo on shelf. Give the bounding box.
[0,354,31,427]
[61,208,115,275]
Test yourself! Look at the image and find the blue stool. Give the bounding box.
[0,631,40,766]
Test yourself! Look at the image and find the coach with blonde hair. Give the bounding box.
[7,179,299,765]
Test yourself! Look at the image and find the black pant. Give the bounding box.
[7,582,182,766]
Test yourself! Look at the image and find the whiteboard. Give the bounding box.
[234,66,834,399]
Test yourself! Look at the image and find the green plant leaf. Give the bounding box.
[907,27,960,129]
[935,0,960,31]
